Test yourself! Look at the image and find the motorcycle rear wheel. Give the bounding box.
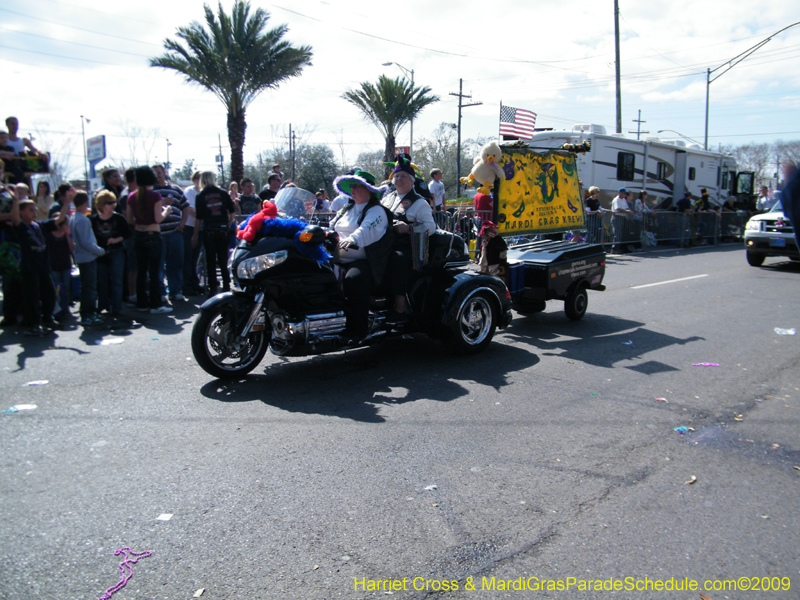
[192,306,269,378]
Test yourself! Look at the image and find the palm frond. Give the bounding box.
[150,0,312,114]
[150,0,312,182]
[343,75,439,141]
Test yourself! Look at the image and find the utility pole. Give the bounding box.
[80,115,91,188]
[290,126,296,182]
[281,124,295,181]
[166,139,172,174]
[704,21,800,150]
[218,134,224,185]
[449,79,482,197]
[628,110,649,140]
[614,0,622,134]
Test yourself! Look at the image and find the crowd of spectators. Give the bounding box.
[0,138,293,335]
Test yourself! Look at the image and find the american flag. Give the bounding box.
[499,105,537,139]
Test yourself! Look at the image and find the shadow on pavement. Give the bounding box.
[504,312,702,370]
[199,335,540,423]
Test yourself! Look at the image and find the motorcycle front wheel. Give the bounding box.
[191,306,269,379]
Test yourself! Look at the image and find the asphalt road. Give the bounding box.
[1,244,799,600]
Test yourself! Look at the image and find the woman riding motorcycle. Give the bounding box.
[330,170,393,342]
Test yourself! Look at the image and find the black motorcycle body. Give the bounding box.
[191,222,513,378]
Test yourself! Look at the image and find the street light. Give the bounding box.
[166,139,172,174]
[704,20,800,150]
[80,115,90,188]
[382,61,415,157]
[657,129,703,147]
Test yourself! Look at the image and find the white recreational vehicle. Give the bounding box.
[525,124,754,209]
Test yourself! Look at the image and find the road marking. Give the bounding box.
[631,274,709,289]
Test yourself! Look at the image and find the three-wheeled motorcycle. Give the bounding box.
[191,211,513,379]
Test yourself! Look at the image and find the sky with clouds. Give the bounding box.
[3,0,799,179]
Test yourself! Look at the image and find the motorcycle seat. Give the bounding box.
[428,231,470,268]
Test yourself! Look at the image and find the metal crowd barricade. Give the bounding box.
[583,212,607,246]
[578,210,728,249]
[609,213,639,249]
[693,211,720,244]
[433,210,456,232]
[435,206,742,256]
[648,211,687,246]
[719,211,747,241]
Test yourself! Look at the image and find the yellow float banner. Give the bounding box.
[496,148,585,236]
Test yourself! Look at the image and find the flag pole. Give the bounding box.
[499,101,503,139]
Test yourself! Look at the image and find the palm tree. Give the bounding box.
[343,75,439,177]
[151,1,312,183]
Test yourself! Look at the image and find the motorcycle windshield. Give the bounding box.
[274,188,315,219]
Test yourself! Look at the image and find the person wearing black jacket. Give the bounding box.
[192,171,236,296]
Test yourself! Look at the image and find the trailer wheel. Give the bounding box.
[564,286,588,321]
[512,299,547,315]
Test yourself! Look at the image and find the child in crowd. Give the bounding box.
[8,191,69,335]
[47,206,74,321]
[69,191,106,326]
[0,185,23,326]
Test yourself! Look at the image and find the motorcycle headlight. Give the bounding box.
[745,220,761,231]
[236,250,289,279]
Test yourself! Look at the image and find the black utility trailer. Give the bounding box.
[506,240,606,320]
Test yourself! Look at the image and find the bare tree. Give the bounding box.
[115,118,161,168]
[331,127,348,170]
[729,143,772,186]
[774,139,800,166]
[353,149,387,180]
[31,126,77,183]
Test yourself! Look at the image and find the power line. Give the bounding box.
[618,12,687,68]
[27,0,161,26]
[268,3,600,73]
[0,7,162,47]
[0,24,153,58]
[0,44,133,67]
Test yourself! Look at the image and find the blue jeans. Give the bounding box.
[135,231,163,309]
[50,269,72,315]
[77,260,98,319]
[160,230,184,297]
[97,249,125,314]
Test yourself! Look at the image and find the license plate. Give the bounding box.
[769,238,786,248]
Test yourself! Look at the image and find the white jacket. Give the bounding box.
[381,190,436,236]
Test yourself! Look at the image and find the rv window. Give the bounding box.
[721,171,729,190]
[617,152,635,181]
[688,167,696,181]
[656,162,666,180]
